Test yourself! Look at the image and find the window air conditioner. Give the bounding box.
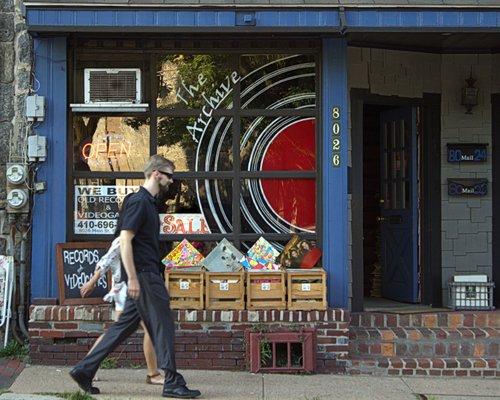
[84,68,141,104]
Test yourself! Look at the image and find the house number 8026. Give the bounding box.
[332,107,341,167]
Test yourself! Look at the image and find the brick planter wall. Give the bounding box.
[349,311,499,377]
[29,306,349,373]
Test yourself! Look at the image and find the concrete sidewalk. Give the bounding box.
[3,365,500,400]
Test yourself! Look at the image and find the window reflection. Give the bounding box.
[157,116,233,172]
[157,54,234,109]
[240,54,316,110]
[73,116,149,172]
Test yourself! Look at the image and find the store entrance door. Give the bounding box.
[379,107,419,303]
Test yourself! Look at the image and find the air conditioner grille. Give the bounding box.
[89,71,137,103]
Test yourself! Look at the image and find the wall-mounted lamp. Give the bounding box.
[461,70,479,115]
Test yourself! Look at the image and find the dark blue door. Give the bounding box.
[379,107,418,303]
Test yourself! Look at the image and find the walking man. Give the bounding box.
[70,155,201,399]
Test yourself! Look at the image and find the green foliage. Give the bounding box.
[260,340,272,367]
[100,356,118,369]
[0,340,29,360]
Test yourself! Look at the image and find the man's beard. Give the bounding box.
[158,182,170,195]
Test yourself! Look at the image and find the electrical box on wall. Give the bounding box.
[28,135,47,162]
[26,95,45,122]
[6,163,29,213]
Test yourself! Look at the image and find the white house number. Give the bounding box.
[332,107,341,167]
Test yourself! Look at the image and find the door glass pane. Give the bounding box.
[241,117,316,171]
[241,178,316,234]
[239,54,316,110]
[73,116,150,172]
[157,54,234,109]
[157,116,233,171]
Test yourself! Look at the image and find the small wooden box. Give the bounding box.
[287,269,327,310]
[246,271,286,310]
[165,270,204,310]
[205,271,245,310]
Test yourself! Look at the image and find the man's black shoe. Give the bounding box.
[69,367,101,395]
[162,385,201,399]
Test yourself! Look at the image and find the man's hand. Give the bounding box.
[127,277,140,300]
[80,277,97,298]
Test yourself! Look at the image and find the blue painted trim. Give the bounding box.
[346,9,500,29]
[25,8,500,31]
[31,37,67,300]
[26,9,340,30]
[322,38,349,309]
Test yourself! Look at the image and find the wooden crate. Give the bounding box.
[287,269,327,310]
[205,271,245,310]
[165,270,204,310]
[246,271,286,310]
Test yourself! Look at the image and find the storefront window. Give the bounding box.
[157,54,234,110]
[70,45,318,246]
[73,116,150,172]
[239,54,316,110]
[241,117,316,171]
[157,116,233,172]
[241,178,316,234]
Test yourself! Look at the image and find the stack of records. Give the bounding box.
[201,238,244,272]
[241,237,281,271]
[162,239,205,270]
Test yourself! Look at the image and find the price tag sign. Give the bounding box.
[261,282,271,291]
[179,281,190,290]
[301,283,311,292]
[219,282,229,291]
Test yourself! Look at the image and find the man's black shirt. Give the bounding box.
[119,187,161,276]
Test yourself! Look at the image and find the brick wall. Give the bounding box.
[349,311,499,377]
[29,306,350,373]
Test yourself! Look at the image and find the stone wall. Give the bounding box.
[347,47,494,306]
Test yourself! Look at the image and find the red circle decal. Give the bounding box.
[261,119,316,231]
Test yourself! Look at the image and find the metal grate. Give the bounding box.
[247,329,316,373]
[88,71,137,103]
[449,281,495,311]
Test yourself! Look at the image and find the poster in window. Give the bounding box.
[74,185,138,235]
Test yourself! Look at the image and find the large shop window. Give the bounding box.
[70,47,318,250]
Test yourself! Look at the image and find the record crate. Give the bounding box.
[287,269,327,310]
[246,271,286,310]
[164,270,204,310]
[205,271,245,310]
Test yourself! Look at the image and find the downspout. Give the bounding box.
[339,6,348,36]
[17,215,30,340]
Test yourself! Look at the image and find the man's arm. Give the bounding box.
[120,229,140,300]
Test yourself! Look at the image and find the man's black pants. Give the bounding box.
[75,271,186,389]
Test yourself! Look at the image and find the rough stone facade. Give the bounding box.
[347,48,494,306]
[0,0,32,200]
[0,0,32,272]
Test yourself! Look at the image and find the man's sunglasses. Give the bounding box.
[157,170,174,180]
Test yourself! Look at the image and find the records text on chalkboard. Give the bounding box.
[56,242,111,305]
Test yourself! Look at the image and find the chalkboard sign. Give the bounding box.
[56,242,111,305]
[447,178,488,197]
[447,143,488,163]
